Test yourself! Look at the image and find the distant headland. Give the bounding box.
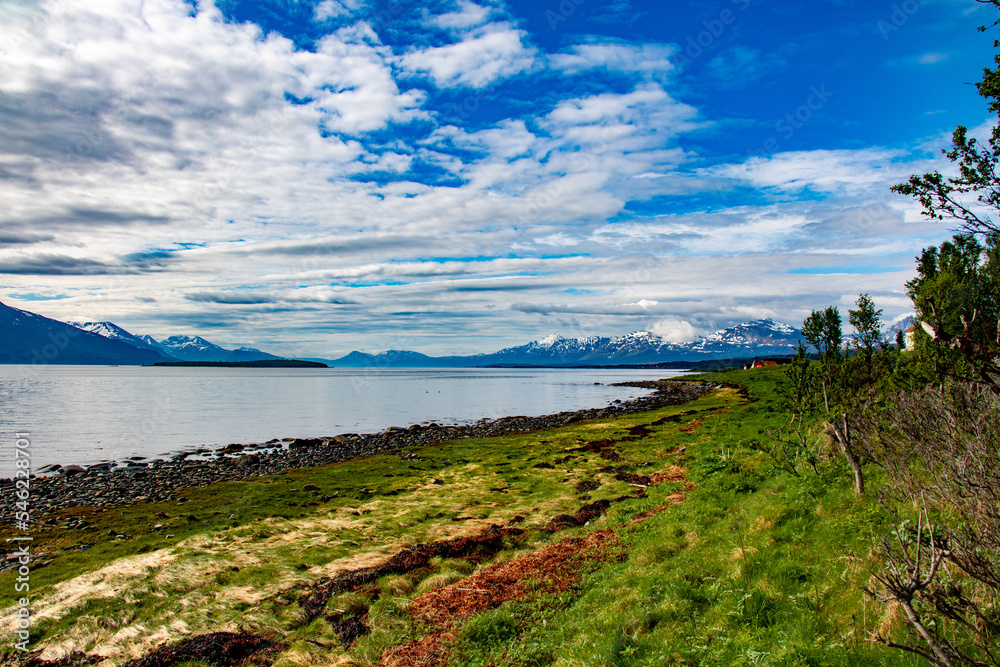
[148,359,328,368]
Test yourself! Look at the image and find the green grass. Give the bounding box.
[0,371,928,666]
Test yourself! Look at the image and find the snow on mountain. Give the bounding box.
[149,335,281,362]
[390,318,803,367]
[884,315,917,347]
[70,321,162,352]
[153,335,227,361]
[690,319,799,353]
[0,304,172,365]
[73,325,283,362]
[534,334,566,349]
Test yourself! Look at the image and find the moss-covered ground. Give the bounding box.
[0,370,918,666]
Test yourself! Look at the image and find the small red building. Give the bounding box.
[743,358,779,369]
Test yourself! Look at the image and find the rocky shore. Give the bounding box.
[0,380,718,523]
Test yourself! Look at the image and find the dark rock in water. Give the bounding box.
[61,465,86,477]
[220,444,245,454]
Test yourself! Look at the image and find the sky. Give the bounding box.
[0,0,996,358]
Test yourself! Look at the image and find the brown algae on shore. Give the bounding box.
[0,384,735,665]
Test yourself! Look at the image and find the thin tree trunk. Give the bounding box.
[832,414,864,496]
[897,599,955,667]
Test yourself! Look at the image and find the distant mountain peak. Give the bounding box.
[1,305,172,365]
[70,321,164,352]
[535,334,565,348]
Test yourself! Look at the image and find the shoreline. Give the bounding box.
[0,379,719,522]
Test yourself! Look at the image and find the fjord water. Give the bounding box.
[0,365,687,477]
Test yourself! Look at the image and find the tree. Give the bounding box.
[849,293,883,367]
[891,1,1000,392]
[801,310,824,358]
[890,1,1000,238]
[823,306,843,362]
[906,234,1000,390]
[801,306,842,362]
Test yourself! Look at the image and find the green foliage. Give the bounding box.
[848,293,884,366]
[801,306,843,363]
[905,233,1000,385]
[780,344,820,416]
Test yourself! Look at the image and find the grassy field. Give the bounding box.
[0,369,921,666]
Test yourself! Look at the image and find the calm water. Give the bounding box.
[0,366,687,477]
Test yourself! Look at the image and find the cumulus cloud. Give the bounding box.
[431,1,494,31]
[397,24,537,88]
[651,318,699,343]
[0,0,947,356]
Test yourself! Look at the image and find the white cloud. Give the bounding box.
[314,0,366,22]
[919,52,949,65]
[431,0,493,31]
[0,0,943,356]
[626,299,659,309]
[397,25,537,88]
[551,41,676,78]
[709,149,911,196]
[651,318,699,343]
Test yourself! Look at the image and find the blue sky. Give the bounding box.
[0,0,995,357]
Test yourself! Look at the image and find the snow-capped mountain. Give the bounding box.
[70,324,283,362]
[152,335,228,362]
[144,335,281,362]
[0,303,172,365]
[333,318,803,367]
[489,318,800,364]
[884,315,917,346]
[687,319,799,356]
[70,321,163,352]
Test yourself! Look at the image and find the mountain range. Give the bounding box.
[2,299,914,367]
[328,319,804,367]
[0,302,173,365]
[71,322,281,363]
[0,300,284,365]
